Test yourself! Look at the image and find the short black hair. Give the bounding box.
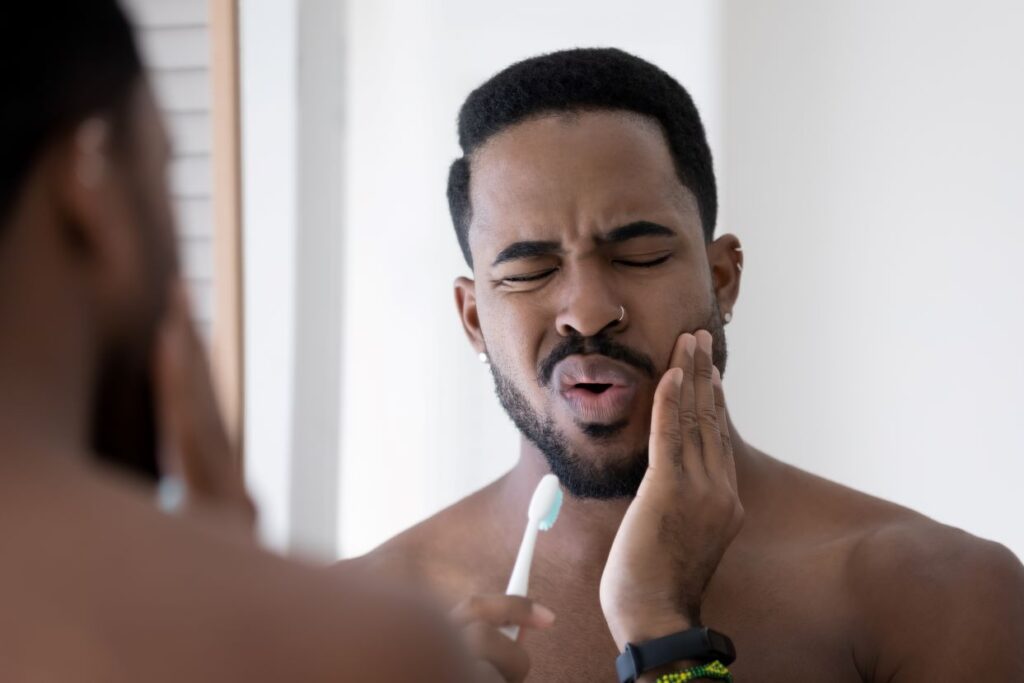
[446,47,717,267]
[0,1,143,231]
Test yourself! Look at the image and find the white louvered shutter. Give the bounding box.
[123,0,215,341]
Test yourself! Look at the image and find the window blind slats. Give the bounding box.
[125,0,214,331]
[125,0,206,28]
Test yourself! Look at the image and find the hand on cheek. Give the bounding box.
[600,329,742,649]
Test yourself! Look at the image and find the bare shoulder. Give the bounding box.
[0,460,471,682]
[848,513,1023,582]
[845,516,1024,679]
[753,455,1024,677]
[766,456,1024,627]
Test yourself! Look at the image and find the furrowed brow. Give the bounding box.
[491,240,561,267]
[601,221,676,244]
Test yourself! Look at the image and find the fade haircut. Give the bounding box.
[446,47,717,267]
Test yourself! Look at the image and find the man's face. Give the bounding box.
[88,83,178,480]
[460,111,728,498]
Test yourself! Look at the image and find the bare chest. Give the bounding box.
[451,545,867,682]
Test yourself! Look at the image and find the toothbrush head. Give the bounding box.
[539,487,563,531]
[528,474,564,532]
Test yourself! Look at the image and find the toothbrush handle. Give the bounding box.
[501,524,538,640]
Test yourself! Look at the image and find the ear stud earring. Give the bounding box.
[478,352,489,364]
[724,312,733,324]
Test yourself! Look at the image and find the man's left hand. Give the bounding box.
[599,329,743,649]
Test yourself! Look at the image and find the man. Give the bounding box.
[349,48,1024,681]
[0,3,479,680]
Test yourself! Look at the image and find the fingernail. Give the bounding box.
[697,331,712,355]
[711,366,722,386]
[532,604,556,625]
[684,334,696,355]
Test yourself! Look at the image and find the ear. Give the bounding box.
[706,233,743,319]
[454,276,487,354]
[54,119,131,266]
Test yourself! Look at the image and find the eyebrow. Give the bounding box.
[600,221,676,243]
[491,240,561,267]
[489,221,676,267]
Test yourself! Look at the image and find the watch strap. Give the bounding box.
[615,627,736,683]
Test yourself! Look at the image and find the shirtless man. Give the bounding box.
[0,3,477,680]
[349,48,1024,681]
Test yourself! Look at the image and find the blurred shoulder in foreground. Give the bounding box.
[0,2,470,680]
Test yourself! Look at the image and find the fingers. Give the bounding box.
[663,329,730,483]
[452,595,549,683]
[463,622,531,682]
[693,330,725,482]
[648,367,684,472]
[677,334,705,478]
[667,328,691,371]
[711,366,738,492]
[154,283,192,479]
[155,281,250,517]
[450,594,555,631]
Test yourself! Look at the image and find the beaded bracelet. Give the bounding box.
[654,660,733,682]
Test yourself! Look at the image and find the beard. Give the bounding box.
[87,159,176,484]
[89,341,160,482]
[491,301,729,500]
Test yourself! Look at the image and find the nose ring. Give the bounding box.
[617,305,626,323]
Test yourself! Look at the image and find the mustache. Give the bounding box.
[537,332,657,386]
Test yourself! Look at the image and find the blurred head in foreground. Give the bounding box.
[0,1,178,479]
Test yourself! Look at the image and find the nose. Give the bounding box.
[554,263,626,337]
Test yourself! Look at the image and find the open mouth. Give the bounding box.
[552,356,642,424]
[575,382,614,395]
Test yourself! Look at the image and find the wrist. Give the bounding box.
[613,627,736,683]
[606,610,696,652]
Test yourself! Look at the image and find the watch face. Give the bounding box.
[708,629,737,664]
[616,643,641,683]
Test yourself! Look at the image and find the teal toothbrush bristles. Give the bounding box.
[539,488,563,531]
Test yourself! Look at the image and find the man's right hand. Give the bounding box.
[450,594,555,682]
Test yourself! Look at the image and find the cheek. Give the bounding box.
[477,293,548,373]
[631,272,714,367]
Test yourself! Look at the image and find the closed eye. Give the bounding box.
[615,254,672,268]
[502,268,558,283]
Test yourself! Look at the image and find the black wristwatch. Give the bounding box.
[615,627,736,683]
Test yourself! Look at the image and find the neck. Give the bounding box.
[499,414,761,570]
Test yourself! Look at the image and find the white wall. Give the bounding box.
[722,0,1024,558]
[241,0,345,558]
[240,0,299,551]
[337,0,723,557]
